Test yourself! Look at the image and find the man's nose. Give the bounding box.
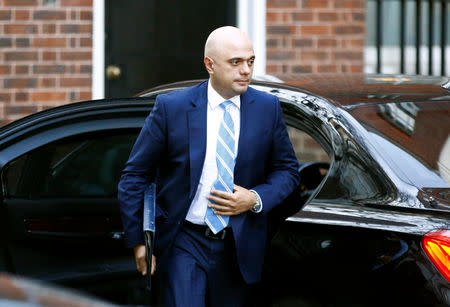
[240,62,250,75]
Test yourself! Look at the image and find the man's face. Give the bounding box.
[208,40,255,99]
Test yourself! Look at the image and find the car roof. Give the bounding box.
[281,73,450,108]
[139,74,450,108]
[0,97,153,143]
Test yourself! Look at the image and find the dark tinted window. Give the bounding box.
[315,131,391,204]
[348,101,450,188]
[287,126,330,164]
[3,132,137,199]
[3,154,28,198]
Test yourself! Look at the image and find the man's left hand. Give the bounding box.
[207,184,256,216]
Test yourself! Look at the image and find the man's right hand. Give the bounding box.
[133,244,156,276]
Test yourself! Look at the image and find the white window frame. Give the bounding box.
[92,0,105,100]
[237,0,266,78]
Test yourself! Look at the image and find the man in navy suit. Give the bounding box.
[118,26,299,306]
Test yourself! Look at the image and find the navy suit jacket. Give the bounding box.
[118,80,299,284]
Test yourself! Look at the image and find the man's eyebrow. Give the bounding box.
[228,56,256,61]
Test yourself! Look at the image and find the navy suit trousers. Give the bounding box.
[162,224,247,307]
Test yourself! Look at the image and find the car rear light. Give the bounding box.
[422,230,450,282]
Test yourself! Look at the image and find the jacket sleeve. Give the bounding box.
[117,97,167,248]
[251,97,300,214]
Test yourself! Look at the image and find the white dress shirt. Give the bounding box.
[185,81,241,225]
[185,81,263,225]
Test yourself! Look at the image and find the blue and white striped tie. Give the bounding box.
[205,100,236,234]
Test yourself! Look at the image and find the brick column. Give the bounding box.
[266,0,365,76]
[0,0,92,125]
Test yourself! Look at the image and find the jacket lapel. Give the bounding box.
[231,89,255,231]
[186,83,254,199]
[234,90,254,183]
[187,82,208,199]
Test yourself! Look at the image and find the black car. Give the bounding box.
[0,272,118,307]
[0,74,448,306]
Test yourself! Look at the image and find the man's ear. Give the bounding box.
[204,57,214,74]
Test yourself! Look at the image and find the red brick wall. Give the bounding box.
[0,0,92,125]
[266,0,365,76]
[0,0,366,126]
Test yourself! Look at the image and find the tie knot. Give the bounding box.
[220,100,232,110]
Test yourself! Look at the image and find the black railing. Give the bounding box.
[372,0,448,76]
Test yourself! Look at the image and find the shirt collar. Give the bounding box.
[207,80,241,110]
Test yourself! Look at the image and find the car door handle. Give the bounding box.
[23,217,123,240]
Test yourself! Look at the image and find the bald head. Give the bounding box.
[204,26,253,58]
[203,26,255,99]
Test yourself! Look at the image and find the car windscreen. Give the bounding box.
[347,100,450,189]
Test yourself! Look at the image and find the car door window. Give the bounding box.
[287,126,330,164]
[287,125,331,197]
[2,131,138,199]
[3,126,330,199]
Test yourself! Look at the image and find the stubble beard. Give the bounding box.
[231,82,250,96]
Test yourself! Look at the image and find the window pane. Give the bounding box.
[3,154,29,198]
[41,133,137,198]
[2,131,138,199]
[287,126,330,164]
